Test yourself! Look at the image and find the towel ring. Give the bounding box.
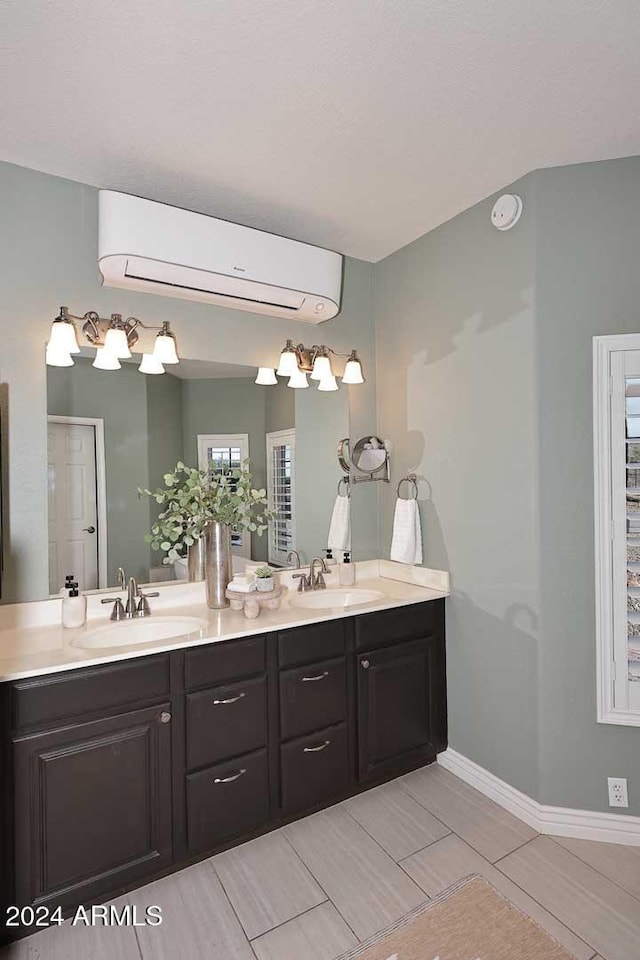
[397,475,419,500]
[337,476,350,497]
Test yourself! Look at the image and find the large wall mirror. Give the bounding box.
[44,351,349,598]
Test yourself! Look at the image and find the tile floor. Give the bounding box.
[3,763,640,960]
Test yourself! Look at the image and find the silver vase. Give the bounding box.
[203,521,232,609]
[187,538,206,582]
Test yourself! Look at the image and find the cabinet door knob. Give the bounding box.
[361,659,370,669]
[159,711,172,724]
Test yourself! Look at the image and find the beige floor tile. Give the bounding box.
[130,861,254,960]
[554,835,640,901]
[251,901,358,960]
[0,898,140,960]
[498,836,640,960]
[285,804,426,940]
[400,763,538,861]
[213,830,326,940]
[401,833,596,960]
[343,780,450,861]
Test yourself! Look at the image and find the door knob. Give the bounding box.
[82,526,96,534]
[361,659,370,669]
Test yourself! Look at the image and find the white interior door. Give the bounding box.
[48,420,99,594]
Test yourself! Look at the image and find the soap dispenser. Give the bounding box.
[62,575,87,629]
[338,551,355,586]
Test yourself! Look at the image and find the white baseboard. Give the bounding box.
[438,748,640,847]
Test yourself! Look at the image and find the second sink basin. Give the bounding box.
[290,588,384,611]
[72,615,209,650]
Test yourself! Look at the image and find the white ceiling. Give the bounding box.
[1,0,639,261]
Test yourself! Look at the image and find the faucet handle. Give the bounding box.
[136,590,160,617]
[292,572,311,592]
[101,597,126,621]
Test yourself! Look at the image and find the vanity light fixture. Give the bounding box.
[45,306,180,374]
[261,341,364,392]
[255,367,278,385]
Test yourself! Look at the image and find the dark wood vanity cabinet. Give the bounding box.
[0,599,445,931]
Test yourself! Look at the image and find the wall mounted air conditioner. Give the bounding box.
[98,191,343,322]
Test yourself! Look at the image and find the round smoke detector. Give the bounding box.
[491,194,523,231]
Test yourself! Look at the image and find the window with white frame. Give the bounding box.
[266,429,296,566]
[594,335,640,725]
[197,433,250,558]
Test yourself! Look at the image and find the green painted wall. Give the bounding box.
[47,357,152,585]
[376,157,640,816]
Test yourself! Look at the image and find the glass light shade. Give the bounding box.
[310,354,332,381]
[49,319,80,355]
[276,347,298,378]
[46,344,74,367]
[287,368,309,389]
[318,374,339,392]
[104,326,132,360]
[255,366,278,385]
[153,332,179,364]
[139,353,165,375]
[93,347,121,370]
[342,357,365,384]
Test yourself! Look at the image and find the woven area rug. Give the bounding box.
[336,875,574,960]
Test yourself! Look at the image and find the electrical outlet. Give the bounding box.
[607,777,629,808]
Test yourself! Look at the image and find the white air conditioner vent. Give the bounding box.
[98,192,343,323]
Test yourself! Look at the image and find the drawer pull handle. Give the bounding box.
[213,692,246,705]
[214,768,247,784]
[301,671,329,682]
[303,739,331,753]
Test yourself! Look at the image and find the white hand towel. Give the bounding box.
[390,497,423,565]
[328,493,351,552]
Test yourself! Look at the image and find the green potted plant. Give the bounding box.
[139,460,273,609]
[254,565,275,592]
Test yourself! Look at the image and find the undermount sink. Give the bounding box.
[290,588,385,611]
[71,616,209,650]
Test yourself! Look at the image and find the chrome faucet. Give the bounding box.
[287,550,302,569]
[309,557,331,590]
[102,577,159,620]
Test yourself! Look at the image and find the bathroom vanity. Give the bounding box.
[0,583,446,927]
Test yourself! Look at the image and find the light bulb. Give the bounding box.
[287,368,309,389]
[255,367,278,385]
[276,342,298,377]
[104,326,131,360]
[48,318,80,355]
[46,344,74,367]
[342,353,364,384]
[93,347,121,370]
[310,354,332,381]
[318,374,339,391]
[153,330,179,364]
[139,353,165,375]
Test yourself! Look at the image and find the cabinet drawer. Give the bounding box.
[355,601,439,651]
[185,635,266,690]
[186,748,269,854]
[186,675,267,770]
[280,657,347,741]
[12,656,170,731]
[278,621,345,668]
[280,723,349,816]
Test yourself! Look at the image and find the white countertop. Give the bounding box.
[0,560,449,682]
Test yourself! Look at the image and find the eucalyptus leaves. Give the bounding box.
[139,461,273,564]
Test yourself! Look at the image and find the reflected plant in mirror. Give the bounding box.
[138,460,272,566]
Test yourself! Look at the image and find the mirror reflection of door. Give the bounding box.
[47,417,104,594]
[197,433,250,558]
[266,429,296,566]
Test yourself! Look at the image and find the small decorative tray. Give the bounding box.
[226,584,285,617]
